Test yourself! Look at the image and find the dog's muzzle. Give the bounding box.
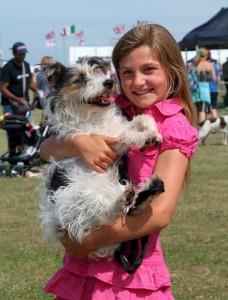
[88,79,114,107]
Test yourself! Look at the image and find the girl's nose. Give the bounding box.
[133,72,145,86]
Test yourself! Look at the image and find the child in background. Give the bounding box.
[40,23,198,300]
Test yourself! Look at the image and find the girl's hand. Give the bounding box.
[72,134,120,173]
[59,232,90,258]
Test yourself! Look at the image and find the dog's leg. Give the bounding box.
[119,115,162,151]
[198,120,211,145]
[129,176,165,214]
[223,132,228,146]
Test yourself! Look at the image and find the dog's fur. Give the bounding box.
[199,116,228,145]
[40,57,164,259]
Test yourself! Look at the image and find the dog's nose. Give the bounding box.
[103,79,113,89]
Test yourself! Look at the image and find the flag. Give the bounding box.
[75,30,84,40]
[45,30,55,47]
[60,25,75,36]
[113,24,125,34]
[45,39,55,47]
[45,30,55,40]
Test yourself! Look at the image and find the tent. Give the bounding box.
[179,7,228,50]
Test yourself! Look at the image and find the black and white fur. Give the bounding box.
[40,57,164,259]
[199,116,228,145]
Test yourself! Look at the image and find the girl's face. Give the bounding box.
[119,46,169,112]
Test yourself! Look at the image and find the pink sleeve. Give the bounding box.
[160,114,199,159]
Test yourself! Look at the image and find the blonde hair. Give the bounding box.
[40,56,54,65]
[194,47,209,65]
[112,23,197,184]
[112,23,197,127]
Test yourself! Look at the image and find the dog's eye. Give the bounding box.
[73,73,87,84]
[93,65,105,74]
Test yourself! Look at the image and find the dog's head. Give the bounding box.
[46,57,114,115]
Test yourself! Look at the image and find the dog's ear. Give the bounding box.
[86,56,110,74]
[45,62,66,91]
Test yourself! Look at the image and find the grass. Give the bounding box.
[0,109,228,299]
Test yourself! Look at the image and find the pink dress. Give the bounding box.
[44,96,199,300]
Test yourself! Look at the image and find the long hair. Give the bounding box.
[112,23,197,127]
[112,23,197,184]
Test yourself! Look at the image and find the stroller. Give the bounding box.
[0,112,50,177]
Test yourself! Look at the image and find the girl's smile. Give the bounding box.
[119,45,169,112]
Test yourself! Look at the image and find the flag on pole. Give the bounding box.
[60,25,76,36]
[112,24,125,34]
[45,30,55,47]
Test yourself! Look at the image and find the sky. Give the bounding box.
[1,0,228,65]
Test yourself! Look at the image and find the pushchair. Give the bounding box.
[0,112,50,177]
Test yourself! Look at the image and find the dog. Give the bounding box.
[40,57,164,260]
[199,116,228,145]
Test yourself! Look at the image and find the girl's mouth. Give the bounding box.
[133,89,154,96]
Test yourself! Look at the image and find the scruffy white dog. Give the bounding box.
[40,57,164,259]
[199,116,228,145]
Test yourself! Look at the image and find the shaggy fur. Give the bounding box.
[199,116,228,145]
[40,57,164,259]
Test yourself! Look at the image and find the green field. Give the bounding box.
[0,109,228,299]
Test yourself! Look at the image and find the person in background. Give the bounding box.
[0,42,37,116]
[194,47,216,125]
[207,50,221,119]
[40,23,198,300]
[222,57,228,108]
[34,56,54,110]
[0,42,37,155]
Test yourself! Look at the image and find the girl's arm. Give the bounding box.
[60,148,188,257]
[40,134,119,173]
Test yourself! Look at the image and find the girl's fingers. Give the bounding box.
[101,156,114,166]
[93,165,106,173]
[100,162,109,170]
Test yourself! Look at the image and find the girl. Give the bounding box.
[40,23,198,300]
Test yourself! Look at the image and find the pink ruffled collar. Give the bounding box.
[115,94,183,117]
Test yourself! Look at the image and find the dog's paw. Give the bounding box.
[129,176,165,214]
[145,133,163,146]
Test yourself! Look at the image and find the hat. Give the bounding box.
[11,42,28,54]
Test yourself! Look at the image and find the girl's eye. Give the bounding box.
[144,67,155,73]
[121,70,132,76]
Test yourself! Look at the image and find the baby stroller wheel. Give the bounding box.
[0,163,8,177]
[10,162,25,177]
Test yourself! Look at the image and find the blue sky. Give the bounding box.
[1,0,227,64]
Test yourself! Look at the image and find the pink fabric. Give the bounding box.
[45,96,198,299]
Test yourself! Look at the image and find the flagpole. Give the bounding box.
[54,42,58,61]
[62,36,66,65]
[53,28,58,61]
